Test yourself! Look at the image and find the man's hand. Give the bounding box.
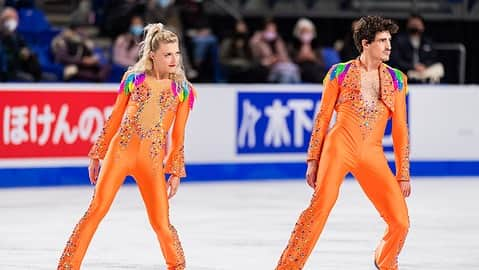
[19,47,31,60]
[82,56,99,66]
[414,63,426,73]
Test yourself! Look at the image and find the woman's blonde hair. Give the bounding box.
[128,22,187,82]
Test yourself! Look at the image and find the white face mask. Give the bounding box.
[4,19,18,32]
[263,31,277,41]
[300,32,314,43]
[410,36,420,49]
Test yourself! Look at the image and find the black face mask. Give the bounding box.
[234,32,248,39]
[407,27,423,35]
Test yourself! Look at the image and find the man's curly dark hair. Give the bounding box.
[353,16,399,53]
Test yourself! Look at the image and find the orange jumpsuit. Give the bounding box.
[276,59,410,270]
[58,73,195,270]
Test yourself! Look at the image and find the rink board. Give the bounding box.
[1,84,478,187]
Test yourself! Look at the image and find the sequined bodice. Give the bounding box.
[125,81,179,138]
[334,64,391,140]
[117,79,180,158]
[88,73,195,178]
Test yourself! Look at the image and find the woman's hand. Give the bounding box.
[167,175,181,199]
[88,159,100,184]
[399,181,411,198]
[306,160,319,189]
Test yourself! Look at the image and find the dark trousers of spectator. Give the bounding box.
[225,64,269,83]
[17,54,43,82]
[299,61,326,83]
[74,64,111,82]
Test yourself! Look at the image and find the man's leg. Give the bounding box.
[276,141,352,270]
[353,152,409,270]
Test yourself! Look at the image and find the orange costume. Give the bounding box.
[276,59,410,270]
[58,72,195,270]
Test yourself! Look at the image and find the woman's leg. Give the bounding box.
[132,153,185,270]
[58,146,130,270]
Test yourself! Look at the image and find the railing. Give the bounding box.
[433,43,467,84]
[207,0,479,20]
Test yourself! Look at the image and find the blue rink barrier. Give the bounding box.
[1,161,478,188]
[2,84,478,188]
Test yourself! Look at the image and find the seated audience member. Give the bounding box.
[250,18,300,83]
[0,7,42,81]
[290,17,326,83]
[51,20,110,81]
[220,20,266,83]
[390,13,444,83]
[113,15,143,68]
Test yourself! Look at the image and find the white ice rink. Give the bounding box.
[1,177,478,270]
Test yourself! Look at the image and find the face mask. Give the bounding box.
[263,31,277,41]
[4,19,18,32]
[130,25,144,36]
[300,32,314,43]
[234,32,248,39]
[410,36,420,48]
[156,0,170,8]
[407,27,423,35]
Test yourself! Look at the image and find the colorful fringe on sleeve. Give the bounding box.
[118,73,146,94]
[386,67,405,92]
[171,80,196,109]
[328,61,352,85]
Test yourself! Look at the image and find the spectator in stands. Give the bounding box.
[4,0,34,9]
[290,17,326,83]
[390,13,444,83]
[250,18,300,83]
[0,7,42,81]
[145,0,181,31]
[71,0,95,27]
[219,20,266,83]
[336,19,360,61]
[144,0,197,80]
[113,15,143,68]
[102,0,144,39]
[179,0,220,82]
[51,20,110,81]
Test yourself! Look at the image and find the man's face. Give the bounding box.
[1,9,19,33]
[364,31,392,62]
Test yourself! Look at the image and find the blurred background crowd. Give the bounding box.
[1,0,477,84]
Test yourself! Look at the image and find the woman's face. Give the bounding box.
[299,27,313,36]
[236,21,247,34]
[150,41,181,75]
[299,27,314,43]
